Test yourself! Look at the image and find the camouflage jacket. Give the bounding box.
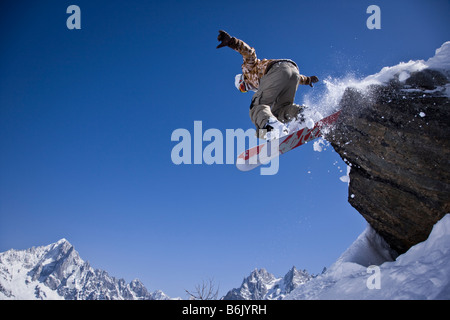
[228,37,311,90]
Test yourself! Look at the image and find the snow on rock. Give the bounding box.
[426,41,450,72]
[303,41,450,120]
[339,165,351,185]
[356,41,449,91]
[285,214,450,300]
[288,42,449,148]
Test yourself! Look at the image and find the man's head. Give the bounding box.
[235,74,248,93]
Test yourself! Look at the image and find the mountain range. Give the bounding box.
[0,238,314,300]
[2,211,449,300]
[223,267,316,300]
[0,239,169,300]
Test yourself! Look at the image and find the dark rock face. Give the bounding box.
[327,70,450,254]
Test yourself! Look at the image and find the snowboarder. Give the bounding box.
[217,30,319,138]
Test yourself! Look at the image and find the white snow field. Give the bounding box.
[286,214,450,300]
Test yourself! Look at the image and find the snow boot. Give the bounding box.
[264,117,288,140]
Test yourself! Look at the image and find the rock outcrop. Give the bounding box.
[327,67,449,254]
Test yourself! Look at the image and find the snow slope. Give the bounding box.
[286,214,450,300]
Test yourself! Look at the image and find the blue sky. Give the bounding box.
[0,0,448,298]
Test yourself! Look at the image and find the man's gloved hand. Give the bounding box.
[217,30,232,49]
[309,76,319,87]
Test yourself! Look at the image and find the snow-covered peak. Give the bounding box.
[283,266,313,293]
[223,266,314,300]
[53,238,70,247]
[0,239,170,300]
[247,268,276,283]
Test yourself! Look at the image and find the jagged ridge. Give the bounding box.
[223,267,315,300]
[0,239,169,300]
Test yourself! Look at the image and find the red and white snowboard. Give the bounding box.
[236,110,341,172]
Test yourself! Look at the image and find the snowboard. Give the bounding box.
[236,110,341,172]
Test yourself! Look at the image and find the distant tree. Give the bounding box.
[185,278,219,300]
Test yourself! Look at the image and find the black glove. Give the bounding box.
[309,76,319,87]
[217,30,232,49]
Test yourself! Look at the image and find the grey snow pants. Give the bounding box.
[249,62,303,137]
